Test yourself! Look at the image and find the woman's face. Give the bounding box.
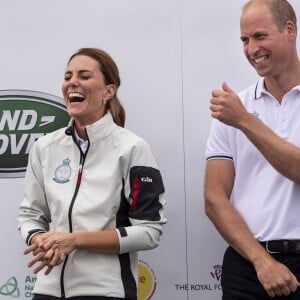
[62,54,115,126]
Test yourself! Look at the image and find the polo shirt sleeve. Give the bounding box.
[205,119,233,161]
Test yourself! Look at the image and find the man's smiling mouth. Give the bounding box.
[253,55,269,64]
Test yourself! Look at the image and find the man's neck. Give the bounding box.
[264,65,300,103]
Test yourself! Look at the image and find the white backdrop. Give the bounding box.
[1,0,300,299]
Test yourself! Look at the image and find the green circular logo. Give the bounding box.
[0,90,69,178]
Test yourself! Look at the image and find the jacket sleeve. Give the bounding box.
[17,140,51,245]
[117,139,167,254]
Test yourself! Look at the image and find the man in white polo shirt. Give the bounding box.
[205,0,300,299]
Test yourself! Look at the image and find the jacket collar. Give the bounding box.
[65,112,117,144]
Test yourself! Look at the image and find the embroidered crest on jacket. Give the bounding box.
[53,158,71,183]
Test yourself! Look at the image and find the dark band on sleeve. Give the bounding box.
[129,166,165,221]
[118,226,128,237]
[206,155,233,161]
[26,229,46,245]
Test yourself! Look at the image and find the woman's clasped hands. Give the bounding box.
[24,232,75,275]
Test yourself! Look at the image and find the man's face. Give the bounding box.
[240,3,292,79]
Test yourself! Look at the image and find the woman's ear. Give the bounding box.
[103,84,117,101]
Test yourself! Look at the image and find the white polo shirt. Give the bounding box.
[205,78,300,241]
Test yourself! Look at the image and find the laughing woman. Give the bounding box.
[18,48,166,300]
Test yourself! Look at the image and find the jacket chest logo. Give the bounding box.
[53,158,72,184]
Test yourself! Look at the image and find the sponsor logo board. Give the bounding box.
[0,90,69,178]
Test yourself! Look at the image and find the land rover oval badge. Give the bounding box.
[0,90,69,178]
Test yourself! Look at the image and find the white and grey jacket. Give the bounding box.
[18,112,166,299]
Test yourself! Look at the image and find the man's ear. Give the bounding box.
[286,20,296,39]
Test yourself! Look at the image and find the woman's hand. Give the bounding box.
[24,232,75,275]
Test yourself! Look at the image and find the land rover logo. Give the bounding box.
[0,90,69,178]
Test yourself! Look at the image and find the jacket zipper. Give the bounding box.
[60,137,88,298]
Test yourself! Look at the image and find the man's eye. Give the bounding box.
[255,34,266,40]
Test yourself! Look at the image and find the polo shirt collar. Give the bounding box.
[254,78,266,99]
[254,77,300,99]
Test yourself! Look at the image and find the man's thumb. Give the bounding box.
[222,82,234,94]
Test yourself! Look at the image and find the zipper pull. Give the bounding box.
[77,165,83,185]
